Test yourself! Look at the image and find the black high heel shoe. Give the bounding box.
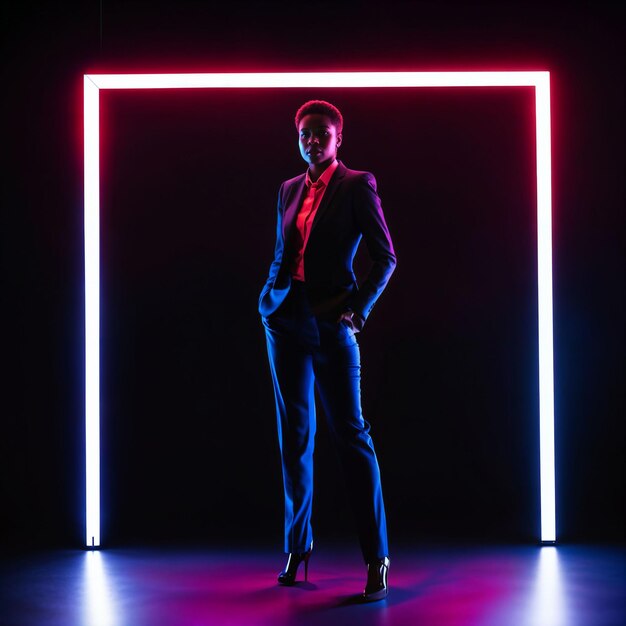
[362,556,390,602]
[277,542,313,585]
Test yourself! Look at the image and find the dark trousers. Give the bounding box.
[262,281,388,563]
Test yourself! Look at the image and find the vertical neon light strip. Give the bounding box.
[83,71,555,547]
[84,76,100,548]
[535,75,556,542]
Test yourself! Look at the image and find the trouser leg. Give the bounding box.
[263,314,317,554]
[313,321,389,563]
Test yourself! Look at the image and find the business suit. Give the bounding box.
[259,160,396,563]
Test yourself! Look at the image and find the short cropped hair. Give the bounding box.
[294,100,344,135]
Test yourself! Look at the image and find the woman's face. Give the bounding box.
[298,113,342,167]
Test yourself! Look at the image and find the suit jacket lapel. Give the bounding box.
[282,160,347,243]
[282,175,307,243]
[310,160,347,231]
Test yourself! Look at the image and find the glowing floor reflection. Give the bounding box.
[1,544,623,626]
[524,547,567,626]
[83,551,119,626]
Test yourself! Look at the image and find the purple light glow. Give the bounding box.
[84,71,555,547]
[74,547,574,626]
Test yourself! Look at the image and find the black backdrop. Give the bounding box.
[2,1,623,551]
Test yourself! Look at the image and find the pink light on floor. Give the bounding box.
[83,71,555,547]
[70,547,578,626]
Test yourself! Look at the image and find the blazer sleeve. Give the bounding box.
[348,173,397,326]
[259,183,285,300]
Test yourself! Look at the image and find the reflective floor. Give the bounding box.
[1,543,624,626]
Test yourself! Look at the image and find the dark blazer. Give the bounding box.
[258,160,396,329]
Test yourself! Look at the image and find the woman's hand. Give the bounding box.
[337,310,362,333]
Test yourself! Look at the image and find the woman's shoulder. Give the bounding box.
[281,171,306,188]
[278,162,376,190]
[342,164,378,190]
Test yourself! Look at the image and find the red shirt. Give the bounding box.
[291,159,340,281]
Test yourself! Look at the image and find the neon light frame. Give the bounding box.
[83,71,556,547]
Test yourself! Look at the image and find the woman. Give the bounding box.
[259,100,396,602]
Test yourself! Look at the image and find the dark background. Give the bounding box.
[2,1,623,552]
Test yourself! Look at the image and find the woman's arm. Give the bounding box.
[347,172,397,328]
[258,183,286,313]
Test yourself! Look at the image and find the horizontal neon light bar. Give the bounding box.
[84,71,555,547]
[86,71,548,90]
